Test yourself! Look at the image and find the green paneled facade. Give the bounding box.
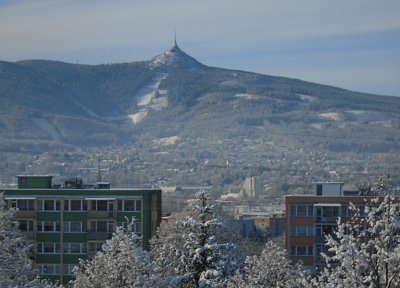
[2,176,161,285]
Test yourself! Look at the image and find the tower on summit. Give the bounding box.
[171,30,179,52]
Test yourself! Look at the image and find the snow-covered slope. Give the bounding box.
[129,73,168,124]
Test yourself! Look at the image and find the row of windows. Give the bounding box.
[38,264,60,275]
[11,199,142,212]
[31,221,141,233]
[37,242,92,254]
[11,199,34,210]
[38,264,78,276]
[290,204,363,217]
[290,205,314,217]
[290,225,314,236]
[290,245,313,256]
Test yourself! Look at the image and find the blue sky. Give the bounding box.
[0,0,399,96]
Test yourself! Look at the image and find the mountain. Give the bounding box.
[0,41,399,155]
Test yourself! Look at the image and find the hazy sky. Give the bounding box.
[1,0,399,96]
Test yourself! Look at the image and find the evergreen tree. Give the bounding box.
[72,219,157,288]
[313,186,400,287]
[227,241,308,288]
[151,190,239,287]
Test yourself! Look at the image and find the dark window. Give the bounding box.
[316,184,323,195]
[19,220,34,232]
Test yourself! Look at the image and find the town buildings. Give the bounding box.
[1,175,161,284]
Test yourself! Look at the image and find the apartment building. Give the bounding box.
[285,182,375,271]
[2,175,162,284]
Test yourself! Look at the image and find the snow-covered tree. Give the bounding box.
[313,192,400,288]
[227,241,308,288]
[0,193,56,288]
[151,190,240,287]
[72,218,157,288]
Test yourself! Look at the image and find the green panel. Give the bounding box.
[63,233,87,242]
[36,254,61,263]
[3,188,161,197]
[63,212,87,221]
[37,233,61,242]
[63,254,87,264]
[37,212,61,221]
[142,193,151,250]
[117,212,141,222]
[18,176,52,189]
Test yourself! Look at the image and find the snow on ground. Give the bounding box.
[319,112,342,121]
[33,118,62,142]
[296,93,316,102]
[311,123,324,129]
[129,73,168,124]
[128,111,148,125]
[235,93,259,100]
[319,111,393,123]
[73,99,100,118]
[153,136,180,146]
[72,73,168,125]
[345,110,392,122]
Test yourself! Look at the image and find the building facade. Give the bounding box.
[243,176,261,197]
[285,182,377,271]
[1,175,162,284]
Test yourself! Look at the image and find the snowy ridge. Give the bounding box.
[149,42,204,70]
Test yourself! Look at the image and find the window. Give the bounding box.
[37,242,60,254]
[64,200,86,211]
[316,184,323,195]
[290,245,313,256]
[322,206,339,217]
[38,200,60,211]
[91,200,113,211]
[63,264,76,276]
[19,220,34,232]
[64,221,84,233]
[118,200,142,212]
[90,220,113,233]
[38,264,60,275]
[38,221,61,232]
[63,243,86,254]
[290,225,314,236]
[291,205,313,217]
[11,199,34,211]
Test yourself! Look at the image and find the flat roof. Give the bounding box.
[313,182,344,184]
[314,203,342,207]
[17,175,53,177]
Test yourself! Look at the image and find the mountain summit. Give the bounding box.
[149,39,204,70]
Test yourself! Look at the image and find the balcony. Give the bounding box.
[16,210,35,218]
[315,216,338,224]
[87,232,113,241]
[87,211,114,219]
